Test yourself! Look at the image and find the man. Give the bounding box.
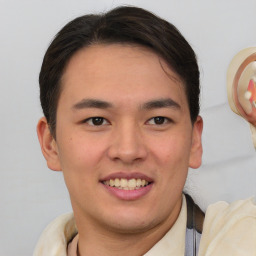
[34,6,256,256]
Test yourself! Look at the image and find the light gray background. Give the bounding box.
[1,0,255,255]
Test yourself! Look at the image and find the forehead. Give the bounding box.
[60,44,187,109]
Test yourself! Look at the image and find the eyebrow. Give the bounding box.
[72,98,181,111]
[141,98,181,110]
[72,99,113,110]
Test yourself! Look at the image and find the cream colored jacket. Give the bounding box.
[33,197,256,256]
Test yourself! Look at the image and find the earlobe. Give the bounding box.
[189,116,203,169]
[37,117,61,171]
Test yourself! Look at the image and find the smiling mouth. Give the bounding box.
[102,178,151,190]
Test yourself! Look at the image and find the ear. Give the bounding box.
[37,117,61,171]
[189,116,203,169]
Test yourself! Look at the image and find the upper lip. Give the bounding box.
[100,172,154,182]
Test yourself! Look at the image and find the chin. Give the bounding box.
[105,218,156,234]
[100,208,163,234]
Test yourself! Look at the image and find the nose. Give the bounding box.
[107,122,148,164]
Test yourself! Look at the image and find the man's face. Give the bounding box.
[42,44,202,234]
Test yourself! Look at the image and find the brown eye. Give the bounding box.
[147,116,171,125]
[153,116,165,125]
[92,117,104,125]
[85,117,109,126]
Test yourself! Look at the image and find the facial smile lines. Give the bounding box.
[103,178,150,190]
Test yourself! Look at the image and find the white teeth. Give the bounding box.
[103,178,150,190]
[128,178,136,188]
[114,178,120,187]
[120,178,128,187]
[136,179,142,187]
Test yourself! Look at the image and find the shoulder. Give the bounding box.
[33,213,77,256]
[199,198,256,256]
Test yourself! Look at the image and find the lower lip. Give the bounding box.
[101,183,153,201]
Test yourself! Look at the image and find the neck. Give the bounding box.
[74,197,183,256]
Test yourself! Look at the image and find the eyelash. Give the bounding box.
[83,117,110,126]
[83,116,171,126]
[146,116,172,125]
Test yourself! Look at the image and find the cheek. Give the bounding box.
[57,135,105,201]
[150,132,192,167]
[57,133,106,175]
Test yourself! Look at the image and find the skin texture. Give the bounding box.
[37,44,203,256]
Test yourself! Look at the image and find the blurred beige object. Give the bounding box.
[227,47,256,149]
